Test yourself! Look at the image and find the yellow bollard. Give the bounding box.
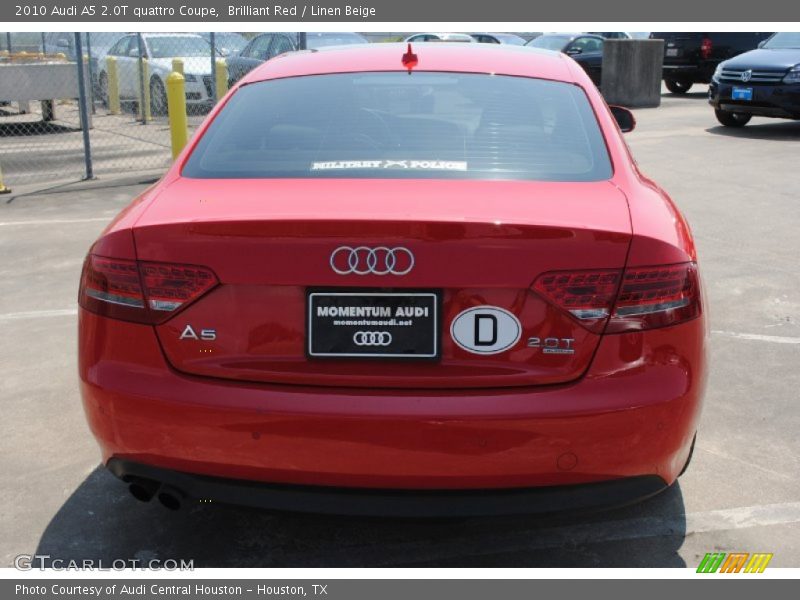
[138,58,151,122]
[172,58,183,74]
[166,71,188,159]
[106,56,120,115]
[215,59,228,102]
[0,163,11,194]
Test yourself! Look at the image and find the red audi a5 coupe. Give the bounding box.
[78,43,707,516]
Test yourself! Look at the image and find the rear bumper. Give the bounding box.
[79,309,706,498]
[709,81,800,119]
[662,62,716,83]
[108,458,668,517]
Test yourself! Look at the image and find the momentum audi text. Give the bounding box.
[79,43,707,516]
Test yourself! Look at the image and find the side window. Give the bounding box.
[240,39,255,58]
[248,35,272,59]
[109,36,130,56]
[269,35,294,59]
[586,38,602,53]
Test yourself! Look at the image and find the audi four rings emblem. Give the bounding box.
[330,246,414,276]
[353,331,393,346]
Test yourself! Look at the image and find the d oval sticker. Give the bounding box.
[450,306,522,355]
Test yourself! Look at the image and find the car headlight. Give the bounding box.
[783,65,800,84]
[183,74,197,82]
[711,63,724,83]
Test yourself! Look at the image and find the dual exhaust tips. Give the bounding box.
[128,478,184,511]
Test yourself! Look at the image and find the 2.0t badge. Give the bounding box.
[450,306,521,355]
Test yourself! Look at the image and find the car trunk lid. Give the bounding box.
[133,178,631,389]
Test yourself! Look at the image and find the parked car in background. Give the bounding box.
[649,32,773,94]
[469,33,527,45]
[227,32,368,85]
[404,33,475,43]
[526,33,604,86]
[200,32,248,57]
[98,33,217,115]
[708,32,800,127]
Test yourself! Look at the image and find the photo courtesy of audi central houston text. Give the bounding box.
[77,42,707,517]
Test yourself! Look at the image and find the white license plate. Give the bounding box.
[666,49,679,57]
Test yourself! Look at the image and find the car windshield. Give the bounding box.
[183,72,612,182]
[763,32,800,49]
[527,35,570,51]
[147,36,211,58]
[307,33,366,48]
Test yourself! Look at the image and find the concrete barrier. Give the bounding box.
[601,39,664,108]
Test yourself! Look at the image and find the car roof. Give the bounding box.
[241,42,575,85]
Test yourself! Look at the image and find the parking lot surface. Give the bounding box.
[1,87,799,568]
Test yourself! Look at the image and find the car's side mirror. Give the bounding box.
[565,47,582,56]
[610,105,636,133]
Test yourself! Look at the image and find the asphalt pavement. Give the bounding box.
[1,87,799,568]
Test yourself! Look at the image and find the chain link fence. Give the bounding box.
[0,31,294,191]
[0,31,437,192]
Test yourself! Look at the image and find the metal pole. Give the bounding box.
[85,33,96,114]
[209,32,217,104]
[74,33,94,180]
[136,33,147,124]
[298,33,307,50]
[5,32,12,53]
[40,32,46,54]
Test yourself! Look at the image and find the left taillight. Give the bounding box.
[79,254,218,324]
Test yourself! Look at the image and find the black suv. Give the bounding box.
[708,32,800,127]
[650,32,773,93]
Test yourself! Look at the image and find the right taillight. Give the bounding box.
[606,263,701,333]
[79,254,218,324]
[533,262,701,335]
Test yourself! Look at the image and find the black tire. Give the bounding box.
[665,78,693,94]
[150,77,168,117]
[98,72,109,108]
[715,109,752,128]
[679,433,696,477]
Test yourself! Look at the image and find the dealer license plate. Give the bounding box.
[307,291,439,359]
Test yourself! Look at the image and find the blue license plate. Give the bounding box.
[732,87,753,101]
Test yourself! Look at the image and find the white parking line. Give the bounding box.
[0,217,113,227]
[0,308,78,322]
[712,330,800,344]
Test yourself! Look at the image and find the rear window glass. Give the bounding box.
[182,72,612,181]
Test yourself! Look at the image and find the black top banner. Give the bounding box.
[3,0,800,22]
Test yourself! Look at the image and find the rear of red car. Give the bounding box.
[78,44,706,516]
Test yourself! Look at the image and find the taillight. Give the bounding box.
[79,254,218,324]
[606,263,701,333]
[701,37,712,60]
[532,269,621,334]
[532,262,701,334]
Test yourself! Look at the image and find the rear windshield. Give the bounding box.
[183,72,612,181]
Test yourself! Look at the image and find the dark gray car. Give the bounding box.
[227,32,368,85]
